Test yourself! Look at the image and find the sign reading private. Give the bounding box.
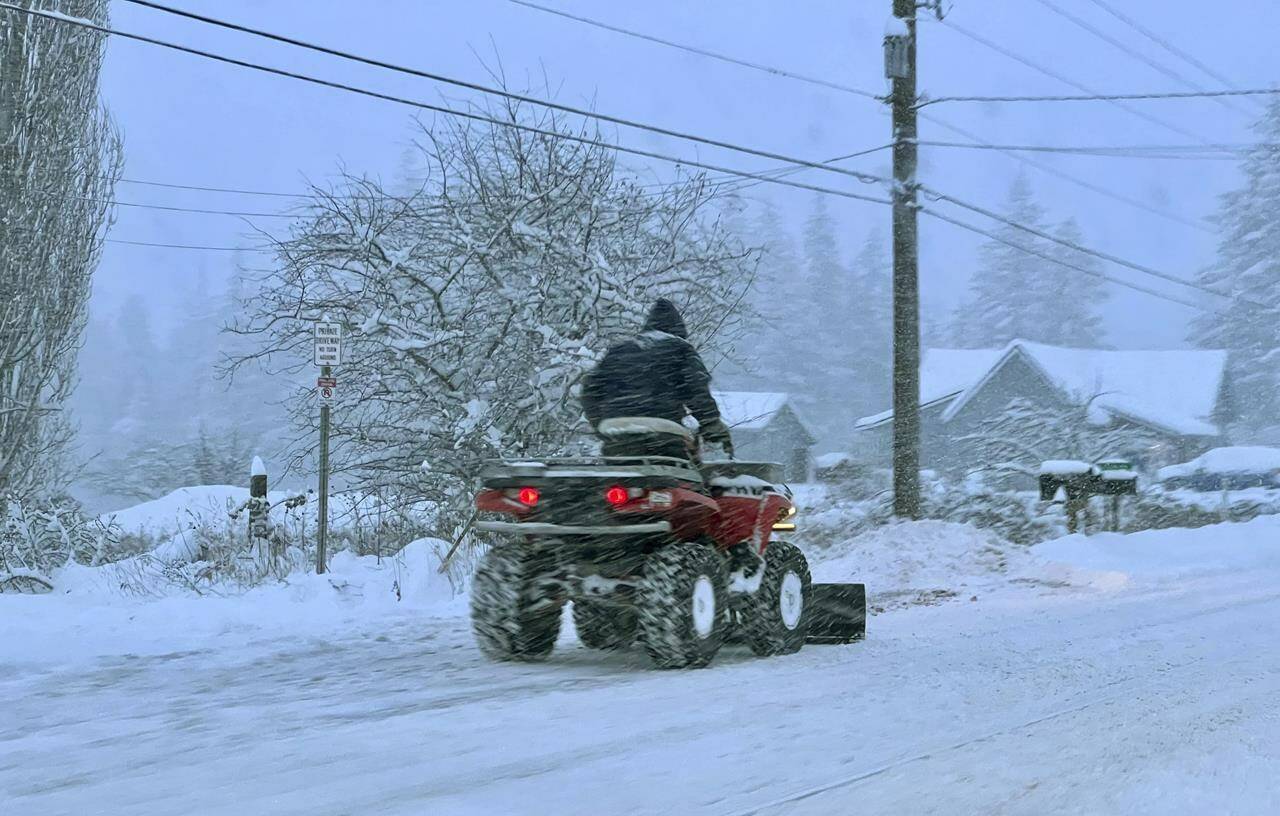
[314,322,342,367]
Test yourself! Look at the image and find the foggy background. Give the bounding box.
[70,0,1280,510]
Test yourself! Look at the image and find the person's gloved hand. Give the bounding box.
[701,419,734,456]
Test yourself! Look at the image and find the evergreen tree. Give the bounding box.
[111,294,160,443]
[1044,218,1109,347]
[1191,99,1280,434]
[950,173,1054,347]
[795,195,856,442]
[850,227,893,413]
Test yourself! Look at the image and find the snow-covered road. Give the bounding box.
[6,529,1280,815]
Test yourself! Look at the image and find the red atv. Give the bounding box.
[471,419,865,669]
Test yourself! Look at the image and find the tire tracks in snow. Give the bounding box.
[723,584,1280,816]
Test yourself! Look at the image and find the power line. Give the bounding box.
[926,87,1280,106]
[106,238,269,251]
[935,16,1213,144]
[916,140,1254,160]
[32,189,300,218]
[919,205,1220,314]
[1030,0,1243,116]
[117,176,308,198]
[714,142,895,195]
[4,3,894,208]
[120,0,889,190]
[502,0,884,101]
[1085,0,1258,106]
[499,0,1215,231]
[11,2,1232,314]
[919,184,1255,307]
[917,112,1212,232]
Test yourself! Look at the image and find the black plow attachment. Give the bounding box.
[806,583,867,644]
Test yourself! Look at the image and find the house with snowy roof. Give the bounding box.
[852,340,1233,477]
[713,391,815,481]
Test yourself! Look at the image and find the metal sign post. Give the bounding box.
[314,321,342,574]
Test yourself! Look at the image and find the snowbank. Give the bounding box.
[808,520,1042,608]
[1035,515,1280,582]
[100,485,269,539]
[0,538,464,665]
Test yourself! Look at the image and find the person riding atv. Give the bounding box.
[581,299,733,460]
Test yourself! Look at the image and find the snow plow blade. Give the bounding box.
[806,583,866,644]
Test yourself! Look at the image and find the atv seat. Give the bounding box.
[597,417,696,463]
[596,417,693,442]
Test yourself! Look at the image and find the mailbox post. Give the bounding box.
[1040,459,1137,534]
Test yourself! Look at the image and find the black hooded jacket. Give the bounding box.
[581,300,722,430]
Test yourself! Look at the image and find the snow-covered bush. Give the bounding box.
[0,493,127,578]
[1120,491,1280,533]
[932,490,1058,546]
[961,396,1156,484]
[232,94,758,535]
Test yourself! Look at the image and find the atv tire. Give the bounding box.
[638,543,729,669]
[739,541,811,656]
[471,544,561,662]
[572,601,637,651]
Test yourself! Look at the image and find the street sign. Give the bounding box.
[317,376,336,403]
[314,322,342,367]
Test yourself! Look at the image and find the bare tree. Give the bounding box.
[232,97,758,529]
[0,0,123,500]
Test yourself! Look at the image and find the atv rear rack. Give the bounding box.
[476,520,673,536]
[481,457,703,484]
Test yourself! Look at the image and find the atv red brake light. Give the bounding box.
[604,486,629,507]
[517,487,540,507]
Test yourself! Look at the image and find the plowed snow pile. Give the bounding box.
[808,520,1042,611]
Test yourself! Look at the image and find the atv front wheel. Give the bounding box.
[471,544,561,662]
[572,600,637,651]
[739,541,811,656]
[638,543,729,669]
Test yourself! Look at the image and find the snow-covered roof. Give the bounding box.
[814,451,853,469]
[1158,446,1280,481]
[713,391,792,431]
[856,339,1228,438]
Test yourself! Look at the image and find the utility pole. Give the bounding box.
[887,0,921,518]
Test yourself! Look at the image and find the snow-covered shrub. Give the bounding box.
[961,396,1156,483]
[232,94,758,537]
[1120,491,1280,533]
[0,494,127,577]
[933,491,1058,546]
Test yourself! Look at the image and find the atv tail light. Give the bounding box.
[516,487,540,507]
[604,486,630,507]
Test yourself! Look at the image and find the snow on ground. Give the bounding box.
[810,520,1038,610]
[101,484,432,541]
[7,497,1280,814]
[1,537,462,668]
[1036,514,1280,581]
[99,485,273,539]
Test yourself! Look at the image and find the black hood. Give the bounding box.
[642,298,688,339]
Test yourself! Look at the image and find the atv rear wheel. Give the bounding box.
[638,543,729,669]
[572,600,637,651]
[471,544,561,662]
[739,541,811,656]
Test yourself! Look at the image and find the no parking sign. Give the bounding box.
[317,376,337,403]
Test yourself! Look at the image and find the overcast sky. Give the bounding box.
[89,0,1280,348]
